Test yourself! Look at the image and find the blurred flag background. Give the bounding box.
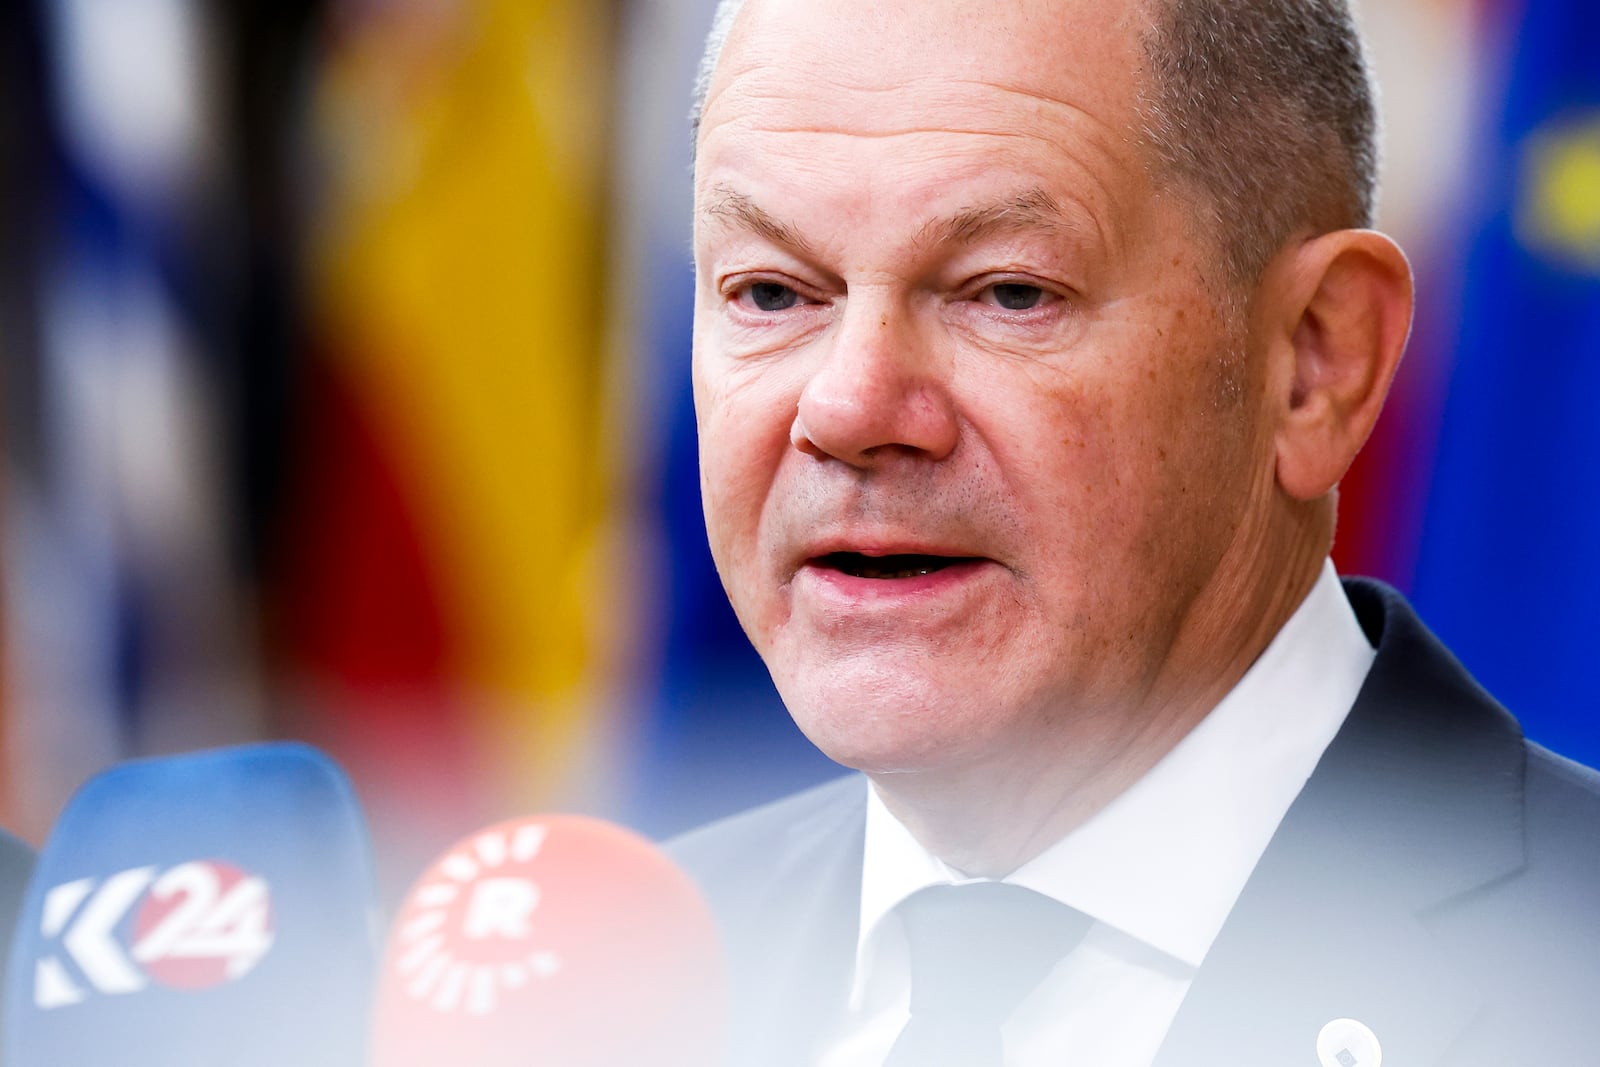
[1,0,1595,892]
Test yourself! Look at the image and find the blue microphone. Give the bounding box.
[3,742,379,1066]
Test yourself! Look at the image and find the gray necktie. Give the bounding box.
[883,882,1090,1067]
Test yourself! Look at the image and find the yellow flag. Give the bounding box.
[307,0,621,813]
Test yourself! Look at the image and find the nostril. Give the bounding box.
[791,412,826,457]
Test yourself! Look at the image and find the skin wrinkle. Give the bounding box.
[722,67,1117,115]
[914,190,1085,256]
[702,58,1128,147]
[725,83,1115,137]
[700,163,1128,294]
[739,124,1039,142]
[698,127,1133,283]
[702,185,1107,300]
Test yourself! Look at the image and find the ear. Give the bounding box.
[1263,229,1414,501]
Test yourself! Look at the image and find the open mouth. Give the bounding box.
[814,552,979,580]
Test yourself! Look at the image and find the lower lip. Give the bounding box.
[795,559,995,605]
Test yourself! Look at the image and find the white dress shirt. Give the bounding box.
[818,560,1377,1067]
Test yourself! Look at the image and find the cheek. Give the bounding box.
[982,370,1129,555]
[1083,369,1259,592]
[984,335,1253,592]
[692,361,801,594]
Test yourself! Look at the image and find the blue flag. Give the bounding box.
[1410,0,1600,766]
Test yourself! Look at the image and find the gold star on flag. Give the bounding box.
[1518,112,1600,275]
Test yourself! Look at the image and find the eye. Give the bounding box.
[983,282,1047,311]
[741,281,804,312]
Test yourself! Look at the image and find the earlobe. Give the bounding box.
[1270,229,1414,501]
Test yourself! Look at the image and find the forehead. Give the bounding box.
[708,0,1148,120]
[696,0,1154,246]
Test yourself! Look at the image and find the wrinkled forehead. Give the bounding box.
[693,0,1161,269]
[698,0,1151,163]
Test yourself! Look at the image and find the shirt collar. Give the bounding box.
[854,560,1375,992]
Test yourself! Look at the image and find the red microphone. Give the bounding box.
[369,815,726,1066]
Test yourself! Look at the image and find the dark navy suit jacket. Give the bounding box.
[671,579,1600,1066]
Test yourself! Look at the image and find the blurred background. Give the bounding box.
[0,0,1595,895]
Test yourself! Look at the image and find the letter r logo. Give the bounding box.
[463,877,540,941]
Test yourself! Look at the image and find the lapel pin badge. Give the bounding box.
[1316,1018,1382,1067]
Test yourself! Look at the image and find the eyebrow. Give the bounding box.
[914,188,1079,251]
[700,185,822,259]
[697,184,1085,260]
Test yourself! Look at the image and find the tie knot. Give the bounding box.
[895,882,1090,1023]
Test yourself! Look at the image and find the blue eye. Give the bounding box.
[990,283,1044,310]
[748,282,800,311]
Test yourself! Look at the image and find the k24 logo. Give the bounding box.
[33,860,275,1009]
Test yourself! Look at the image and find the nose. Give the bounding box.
[791,301,959,467]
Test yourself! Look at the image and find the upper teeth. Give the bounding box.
[857,563,933,579]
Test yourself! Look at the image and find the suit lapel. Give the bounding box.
[1154,580,1527,1067]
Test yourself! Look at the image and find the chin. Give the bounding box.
[778,673,999,775]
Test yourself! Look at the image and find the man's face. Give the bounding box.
[692,0,1281,779]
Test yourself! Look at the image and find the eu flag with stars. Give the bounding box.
[1409,0,1600,767]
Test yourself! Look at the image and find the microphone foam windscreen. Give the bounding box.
[371,814,727,1067]
[4,742,379,1067]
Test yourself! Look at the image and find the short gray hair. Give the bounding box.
[690,0,744,148]
[1138,0,1378,282]
[690,0,1378,285]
